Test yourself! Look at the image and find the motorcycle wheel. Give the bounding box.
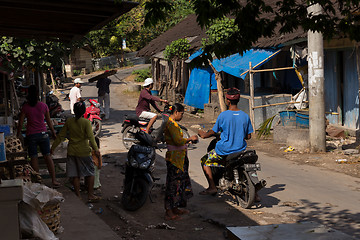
[121,178,149,211]
[92,119,102,137]
[122,126,139,149]
[235,170,256,209]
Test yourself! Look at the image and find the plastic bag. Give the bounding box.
[19,202,59,240]
[22,182,64,210]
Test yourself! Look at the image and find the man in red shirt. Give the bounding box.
[135,78,167,133]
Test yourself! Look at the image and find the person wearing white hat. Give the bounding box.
[135,78,168,133]
[69,78,84,115]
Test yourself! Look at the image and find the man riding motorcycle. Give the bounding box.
[135,78,168,133]
[198,87,254,196]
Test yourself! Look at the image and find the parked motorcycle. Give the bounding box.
[84,99,102,137]
[121,130,158,211]
[121,105,190,149]
[206,135,266,209]
[46,91,64,118]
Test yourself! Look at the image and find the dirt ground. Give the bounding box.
[75,74,360,239]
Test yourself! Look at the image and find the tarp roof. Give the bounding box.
[0,0,138,42]
[189,48,281,78]
[212,49,281,78]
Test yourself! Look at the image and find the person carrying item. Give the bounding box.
[17,85,60,188]
[198,88,253,196]
[96,70,111,120]
[51,101,101,203]
[69,78,84,115]
[164,103,198,220]
[135,78,168,133]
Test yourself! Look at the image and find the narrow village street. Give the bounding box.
[53,65,359,239]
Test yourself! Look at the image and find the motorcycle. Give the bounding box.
[84,99,102,137]
[121,130,158,211]
[121,105,191,149]
[206,135,266,209]
[46,91,64,118]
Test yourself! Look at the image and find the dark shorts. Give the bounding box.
[66,155,95,178]
[25,132,51,158]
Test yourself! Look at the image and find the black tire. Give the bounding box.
[92,119,102,137]
[235,170,256,209]
[121,178,149,211]
[122,126,139,149]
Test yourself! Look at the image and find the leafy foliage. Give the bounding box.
[88,0,194,58]
[164,38,191,61]
[257,115,276,139]
[0,37,67,73]
[132,67,151,82]
[144,0,360,62]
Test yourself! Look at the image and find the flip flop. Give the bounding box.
[52,182,61,189]
[174,208,190,215]
[164,214,181,221]
[88,196,101,203]
[199,189,217,196]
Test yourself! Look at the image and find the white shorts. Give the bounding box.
[139,111,157,119]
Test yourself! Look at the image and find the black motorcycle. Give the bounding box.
[121,131,158,211]
[207,136,266,209]
[121,105,190,149]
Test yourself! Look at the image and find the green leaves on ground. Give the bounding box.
[132,67,151,82]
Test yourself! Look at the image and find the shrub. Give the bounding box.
[132,67,151,82]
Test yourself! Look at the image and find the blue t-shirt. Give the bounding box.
[212,110,253,156]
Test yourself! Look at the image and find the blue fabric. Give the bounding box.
[184,67,213,109]
[212,110,253,155]
[211,49,280,78]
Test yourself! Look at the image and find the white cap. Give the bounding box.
[74,78,84,84]
[143,78,153,87]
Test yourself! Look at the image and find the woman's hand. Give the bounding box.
[188,135,198,143]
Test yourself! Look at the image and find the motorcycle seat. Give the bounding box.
[126,115,149,122]
[224,149,258,165]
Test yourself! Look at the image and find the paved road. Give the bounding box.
[60,65,359,238]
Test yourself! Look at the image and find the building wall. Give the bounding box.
[324,48,359,129]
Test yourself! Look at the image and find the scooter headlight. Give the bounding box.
[95,102,100,108]
[139,159,152,170]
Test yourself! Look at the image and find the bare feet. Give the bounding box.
[173,208,190,215]
[199,188,217,196]
[165,209,181,220]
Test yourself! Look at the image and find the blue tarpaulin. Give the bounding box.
[212,49,280,78]
[184,67,215,109]
[184,48,281,109]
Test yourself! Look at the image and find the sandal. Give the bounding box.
[199,189,217,196]
[173,208,190,215]
[164,214,181,221]
[88,196,101,203]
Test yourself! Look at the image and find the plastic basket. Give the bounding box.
[38,202,61,233]
[296,112,309,128]
[279,111,296,126]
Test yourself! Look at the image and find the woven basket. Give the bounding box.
[38,202,61,233]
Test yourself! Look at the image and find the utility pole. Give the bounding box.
[307,3,326,152]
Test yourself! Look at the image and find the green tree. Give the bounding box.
[164,38,191,61]
[88,0,194,58]
[0,37,67,72]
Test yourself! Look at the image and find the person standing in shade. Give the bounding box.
[17,85,60,187]
[51,102,101,202]
[135,78,168,133]
[96,70,111,120]
[69,78,84,115]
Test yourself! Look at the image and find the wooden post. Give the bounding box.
[208,60,226,112]
[356,44,360,133]
[249,62,255,129]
